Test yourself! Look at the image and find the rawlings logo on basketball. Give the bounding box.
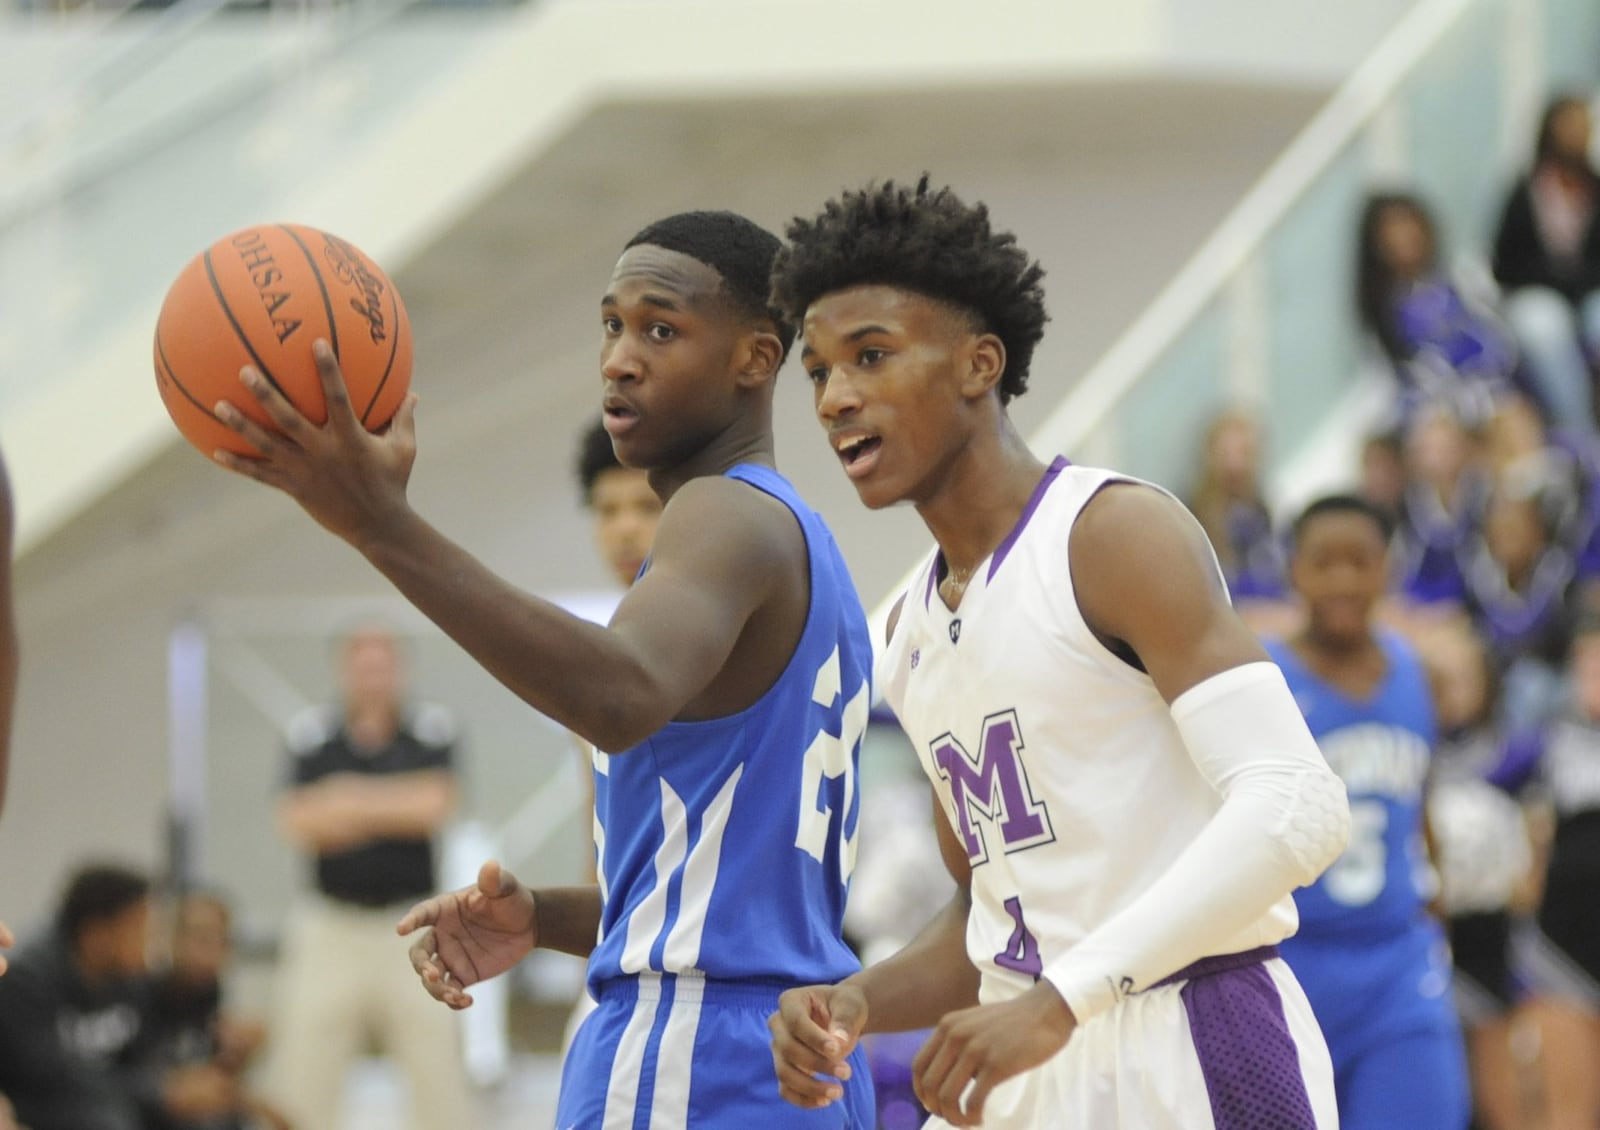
[230,231,302,345]
[931,710,1055,866]
[322,235,389,346]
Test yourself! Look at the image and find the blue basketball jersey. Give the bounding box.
[586,463,870,990]
[1267,632,1436,938]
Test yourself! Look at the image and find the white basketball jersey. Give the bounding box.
[879,460,1298,1003]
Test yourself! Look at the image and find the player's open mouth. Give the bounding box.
[834,433,882,479]
[603,403,639,436]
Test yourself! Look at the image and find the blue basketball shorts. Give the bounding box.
[557,971,873,1130]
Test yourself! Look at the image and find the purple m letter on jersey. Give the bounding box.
[931,710,1055,866]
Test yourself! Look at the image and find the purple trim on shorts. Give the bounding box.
[1152,944,1280,989]
[987,456,1069,581]
[1176,949,1317,1130]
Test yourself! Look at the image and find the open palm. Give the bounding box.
[398,860,537,1009]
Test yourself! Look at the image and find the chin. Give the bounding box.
[849,480,904,511]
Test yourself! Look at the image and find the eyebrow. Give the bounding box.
[601,292,686,312]
[845,324,892,342]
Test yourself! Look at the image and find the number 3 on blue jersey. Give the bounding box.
[796,646,871,884]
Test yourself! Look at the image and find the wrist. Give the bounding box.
[1029,979,1077,1037]
[355,500,422,561]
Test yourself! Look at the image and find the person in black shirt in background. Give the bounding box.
[263,623,473,1130]
[139,890,290,1130]
[0,865,236,1130]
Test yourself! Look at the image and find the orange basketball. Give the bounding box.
[154,224,413,457]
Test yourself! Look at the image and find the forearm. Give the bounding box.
[531,886,604,958]
[847,890,980,1033]
[343,774,456,838]
[1044,663,1350,1023]
[360,510,665,750]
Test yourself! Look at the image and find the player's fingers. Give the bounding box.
[405,929,441,975]
[212,397,290,460]
[912,1030,960,1120]
[312,340,360,430]
[823,988,868,1051]
[0,919,16,948]
[396,897,442,936]
[388,392,419,446]
[962,1067,1001,1127]
[478,859,520,898]
[236,368,316,442]
[932,1045,986,1128]
[768,1037,845,1111]
[767,1009,851,1080]
[211,447,291,491]
[773,990,845,1060]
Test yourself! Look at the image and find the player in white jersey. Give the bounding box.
[767,178,1353,1127]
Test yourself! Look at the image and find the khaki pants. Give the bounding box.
[267,896,476,1130]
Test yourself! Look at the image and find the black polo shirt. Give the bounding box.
[285,703,457,908]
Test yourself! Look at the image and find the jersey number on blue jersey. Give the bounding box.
[795,646,871,884]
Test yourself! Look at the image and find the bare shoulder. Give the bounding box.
[1070,481,1222,597]
[653,474,803,564]
[1071,480,1267,701]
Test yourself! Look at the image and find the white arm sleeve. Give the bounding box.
[1042,661,1350,1024]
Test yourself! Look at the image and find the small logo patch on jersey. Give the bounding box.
[910,648,920,670]
[949,620,962,644]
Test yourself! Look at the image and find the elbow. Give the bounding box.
[1281,767,1352,885]
[582,680,676,754]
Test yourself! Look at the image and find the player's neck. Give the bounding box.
[648,416,776,502]
[1293,627,1382,667]
[916,419,1047,580]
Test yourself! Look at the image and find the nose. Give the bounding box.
[815,365,862,422]
[602,334,643,382]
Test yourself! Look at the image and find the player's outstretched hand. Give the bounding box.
[768,981,867,1110]
[397,860,537,1011]
[912,982,1077,1127]
[212,339,419,548]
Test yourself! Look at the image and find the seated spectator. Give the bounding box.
[1357,191,1536,430]
[1461,478,1577,729]
[1359,427,1408,526]
[1392,402,1489,608]
[1188,408,1287,599]
[1500,619,1600,1130]
[1492,94,1600,434]
[1417,623,1537,1130]
[137,890,289,1130]
[1483,393,1600,585]
[0,865,237,1130]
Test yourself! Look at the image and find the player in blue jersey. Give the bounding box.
[1268,494,1471,1130]
[210,212,874,1127]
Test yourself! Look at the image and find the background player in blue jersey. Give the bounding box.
[210,212,875,1127]
[1269,495,1471,1130]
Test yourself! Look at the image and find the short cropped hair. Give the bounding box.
[57,863,150,943]
[626,211,795,357]
[1290,494,1395,548]
[771,176,1049,403]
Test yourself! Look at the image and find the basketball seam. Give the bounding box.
[362,264,404,426]
[155,329,227,427]
[278,223,340,365]
[203,248,290,402]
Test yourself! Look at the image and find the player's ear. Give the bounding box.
[960,333,1007,400]
[735,329,785,389]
